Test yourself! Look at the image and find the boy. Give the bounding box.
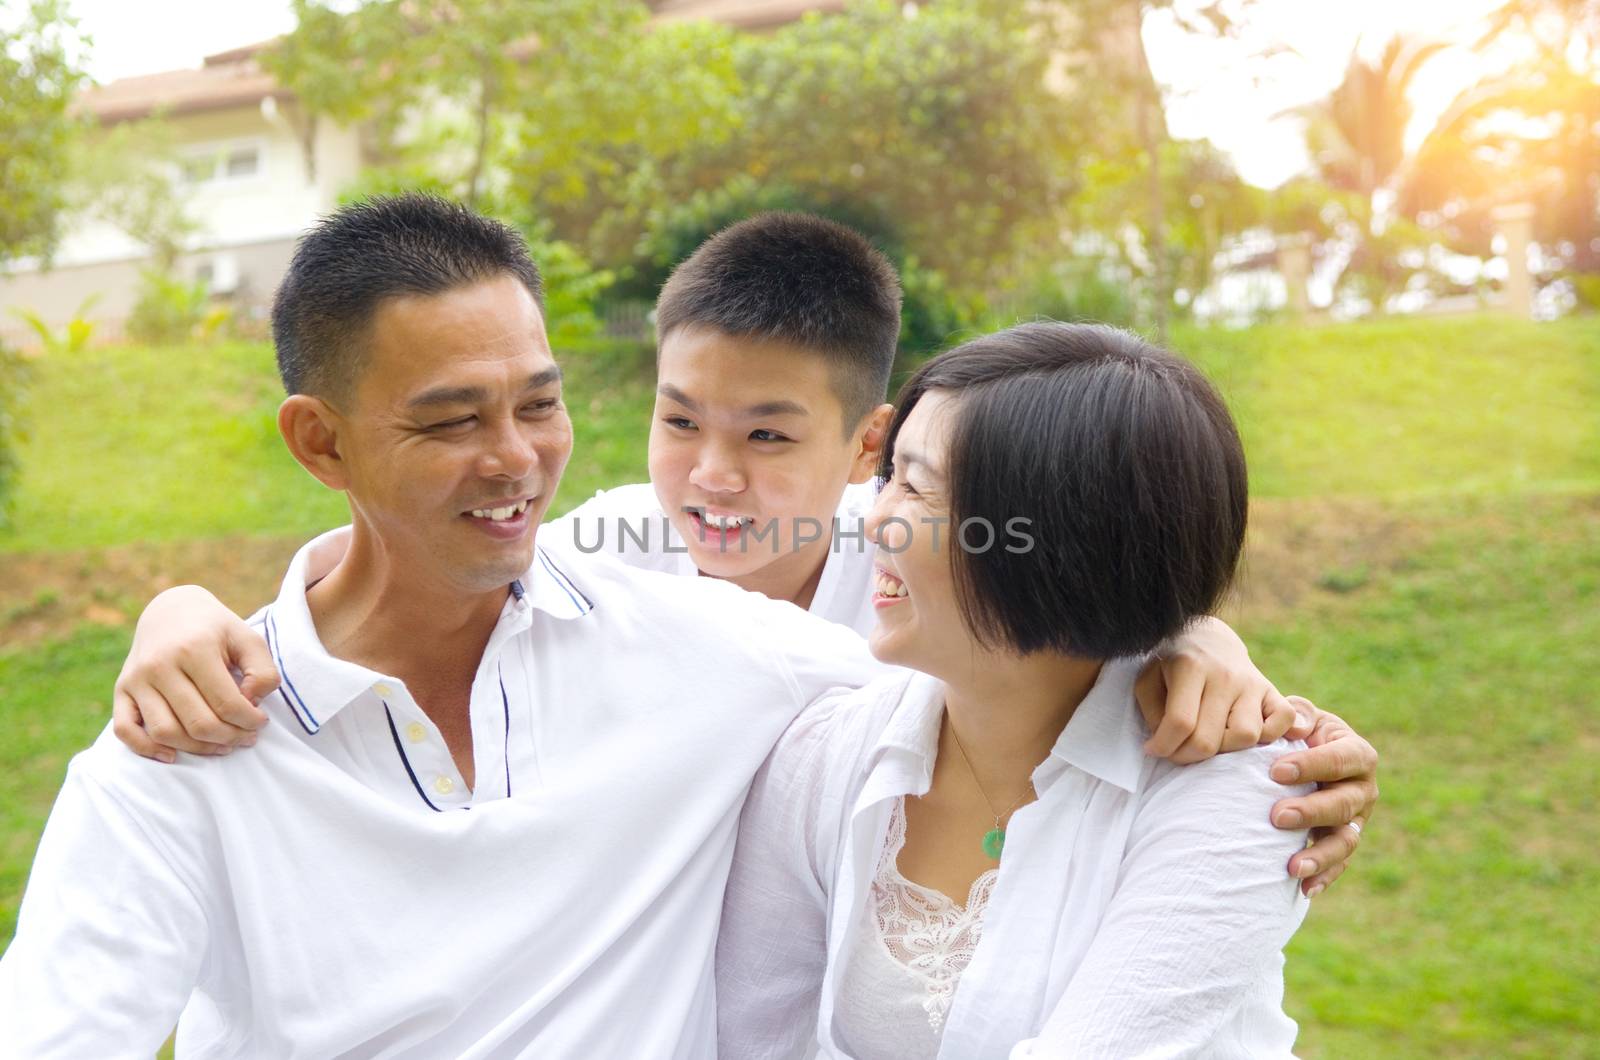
[115,212,1376,893]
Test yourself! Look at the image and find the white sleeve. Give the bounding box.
[1018,744,1313,1058]
[716,695,848,1060]
[744,591,894,702]
[0,754,209,1058]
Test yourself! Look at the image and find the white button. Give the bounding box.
[374,682,394,697]
[404,722,427,744]
[433,776,455,796]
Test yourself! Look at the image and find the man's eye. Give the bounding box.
[750,429,790,443]
[523,399,561,415]
[428,416,475,432]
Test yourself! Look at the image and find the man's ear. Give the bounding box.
[847,403,896,485]
[278,394,351,492]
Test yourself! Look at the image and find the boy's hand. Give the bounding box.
[1269,702,1379,897]
[1134,618,1311,764]
[112,585,278,762]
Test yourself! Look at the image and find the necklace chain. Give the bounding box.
[946,717,1034,830]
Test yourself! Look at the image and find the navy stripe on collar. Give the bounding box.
[383,702,443,813]
[263,610,321,735]
[537,548,594,614]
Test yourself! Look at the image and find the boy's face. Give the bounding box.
[649,325,889,600]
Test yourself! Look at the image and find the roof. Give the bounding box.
[80,41,287,124]
[80,1,848,124]
[650,0,847,29]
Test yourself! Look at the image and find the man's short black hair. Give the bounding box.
[272,194,544,401]
[883,321,1248,659]
[654,211,902,432]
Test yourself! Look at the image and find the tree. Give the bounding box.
[0,0,89,263]
[0,0,89,523]
[1401,0,1600,278]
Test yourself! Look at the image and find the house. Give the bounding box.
[0,41,366,344]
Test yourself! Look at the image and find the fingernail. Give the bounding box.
[1275,808,1303,828]
[1271,762,1300,783]
[239,737,257,748]
[157,752,176,764]
[1307,883,1326,898]
[1294,858,1319,879]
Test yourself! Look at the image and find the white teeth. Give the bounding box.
[876,571,908,598]
[471,500,529,521]
[698,511,752,530]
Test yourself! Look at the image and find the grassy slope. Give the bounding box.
[1,314,1597,1057]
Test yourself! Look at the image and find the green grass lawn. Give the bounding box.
[1,313,1597,1057]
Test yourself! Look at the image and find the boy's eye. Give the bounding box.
[749,429,791,443]
[664,416,696,431]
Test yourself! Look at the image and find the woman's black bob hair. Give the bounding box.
[880,321,1248,659]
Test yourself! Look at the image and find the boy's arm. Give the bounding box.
[113,584,276,761]
[1134,616,1380,896]
[0,754,208,1054]
[112,525,353,760]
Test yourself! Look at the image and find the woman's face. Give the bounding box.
[864,390,974,677]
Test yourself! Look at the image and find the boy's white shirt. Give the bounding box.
[555,481,881,637]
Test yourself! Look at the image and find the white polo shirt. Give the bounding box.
[557,481,880,637]
[0,531,884,1058]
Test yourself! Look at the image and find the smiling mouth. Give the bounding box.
[466,498,533,523]
[684,507,756,534]
[874,567,908,599]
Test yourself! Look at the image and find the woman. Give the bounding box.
[716,322,1313,1058]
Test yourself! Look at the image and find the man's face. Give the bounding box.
[648,326,871,591]
[335,274,572,595]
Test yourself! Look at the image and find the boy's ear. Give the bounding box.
[847,403,896,485]
[278,395,351,492]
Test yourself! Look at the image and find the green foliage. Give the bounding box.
[125,270,228,347]
[6,295,99,356]
[999,258,1139,331]
[0,0,89,262]
[0,337,30,527]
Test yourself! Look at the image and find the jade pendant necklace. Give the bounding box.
[947,719,1035,861]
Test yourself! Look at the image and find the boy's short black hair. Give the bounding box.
[654,212,902,431]
[272,193,544,401]
[883,321,1248,659]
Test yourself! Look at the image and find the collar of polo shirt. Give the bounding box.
[862,659,1150,800]
[257,529,593,735]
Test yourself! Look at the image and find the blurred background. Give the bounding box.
[0,1,1595,1055]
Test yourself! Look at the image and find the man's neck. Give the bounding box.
[305,526,505,696]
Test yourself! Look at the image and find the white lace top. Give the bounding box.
[835,797,998,1059]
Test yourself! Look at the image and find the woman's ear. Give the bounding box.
[278,395,351,492]
[848,403,896,484]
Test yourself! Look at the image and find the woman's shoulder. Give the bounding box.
[1139,739,1315,832]
[763,669,926,788]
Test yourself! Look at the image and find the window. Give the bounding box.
[224,147,259,178]
[178,141,264,185]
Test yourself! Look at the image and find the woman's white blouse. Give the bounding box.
[715,661,1315,1059]
[835,797,997,1059]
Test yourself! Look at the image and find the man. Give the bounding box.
[115,212,1377,894]
[0,196,886,1056]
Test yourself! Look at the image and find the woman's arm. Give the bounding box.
[1023,743,1315,1056]
[715,695,853,1060]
